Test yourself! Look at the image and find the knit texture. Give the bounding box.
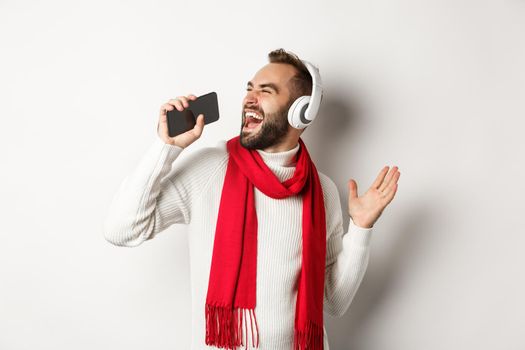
[206,136,326,349]
[104,136,374,350]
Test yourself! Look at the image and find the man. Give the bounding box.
[104,48,400,350]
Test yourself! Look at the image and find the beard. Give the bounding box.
[239,99,293,150]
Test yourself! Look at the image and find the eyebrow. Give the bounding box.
[246,81,280,93]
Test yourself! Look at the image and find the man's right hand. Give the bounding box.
[157,94,205,149]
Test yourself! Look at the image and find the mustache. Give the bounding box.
[243,106,264,114]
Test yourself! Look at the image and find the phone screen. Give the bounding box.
[166,92,220,137]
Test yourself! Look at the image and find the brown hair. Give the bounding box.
[268,48,313,99]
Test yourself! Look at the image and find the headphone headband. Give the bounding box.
[301,60,323,122]
[287,58,323,129]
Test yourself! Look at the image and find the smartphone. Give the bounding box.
[166,91,220,137]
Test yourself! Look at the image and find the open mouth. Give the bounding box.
[243,110,264,130]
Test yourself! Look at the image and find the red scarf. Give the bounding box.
[205,135,326,350]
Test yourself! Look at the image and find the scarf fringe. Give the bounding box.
[293,320,324,350]
[205,304,260,349]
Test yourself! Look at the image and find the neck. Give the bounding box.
[261,138,300,153]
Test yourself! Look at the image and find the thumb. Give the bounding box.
[348,179,358,199]
[193,114,205,134]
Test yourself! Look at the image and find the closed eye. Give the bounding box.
[245,88,272,94]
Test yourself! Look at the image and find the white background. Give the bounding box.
[1,0,524,349]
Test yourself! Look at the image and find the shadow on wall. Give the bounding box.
[324,207,427,349]
[302,90,360,173]
[303,91,423,349]
[302,87,364,229]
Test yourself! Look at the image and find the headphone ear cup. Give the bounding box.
[288,96,311,129]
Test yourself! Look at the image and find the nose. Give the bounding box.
[244,89,260,108]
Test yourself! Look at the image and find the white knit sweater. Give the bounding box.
[103,136,373,350]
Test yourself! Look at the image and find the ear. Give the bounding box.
[300,126,307,134]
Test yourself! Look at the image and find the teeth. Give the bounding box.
[245,111,263,120]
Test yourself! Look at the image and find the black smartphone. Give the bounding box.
[166,91,220,137]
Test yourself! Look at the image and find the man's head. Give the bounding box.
[240,49,313,151]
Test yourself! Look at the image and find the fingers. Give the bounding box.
[168,98,186,111]
[160,103,174,116]
[157,94,201,147]
[377,166,399,192]
[164,95,195,111]
[158,105,170,131]
[372,166,389,190]
[168,94,197,111]
[381,181,398,204]
[379,169,400,202]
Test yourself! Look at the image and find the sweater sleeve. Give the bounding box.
[322,178,373,317]
[103,137,226,247]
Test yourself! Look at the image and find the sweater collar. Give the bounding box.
[256,142,300,167]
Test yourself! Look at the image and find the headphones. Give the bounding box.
[287,60,324,129]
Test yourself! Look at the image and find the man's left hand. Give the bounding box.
[347,166,400,229]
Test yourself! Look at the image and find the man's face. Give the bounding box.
[240,63,297,150]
